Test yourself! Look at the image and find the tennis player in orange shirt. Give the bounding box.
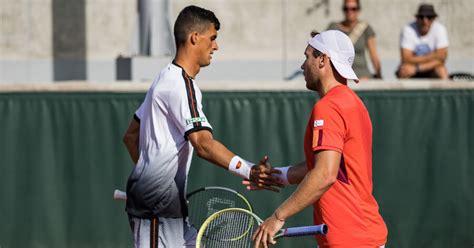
[246,30,387,248]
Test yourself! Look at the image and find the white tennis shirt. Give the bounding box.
[126,62,212,218]
[400,21,449,56]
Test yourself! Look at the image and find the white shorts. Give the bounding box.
[129,216,197,248]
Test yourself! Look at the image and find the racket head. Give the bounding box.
[186,186,253,228]
[196,208,262,248]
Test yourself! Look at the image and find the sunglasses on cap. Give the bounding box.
[343,6,359,12]
[416,15,435,20]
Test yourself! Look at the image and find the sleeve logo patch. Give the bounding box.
[186,117,207,125]
[314,119,324,127]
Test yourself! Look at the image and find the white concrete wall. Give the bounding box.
[172,0,473,60]
[0,0,52,59]
[0,0,473,82]
[85,0,136,59]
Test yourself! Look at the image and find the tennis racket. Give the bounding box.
[113,186,253,228]
[186,186,253,228]
[196,208,327,248]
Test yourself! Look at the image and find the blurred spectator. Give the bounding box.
[324,0,382,79]
[396,4,449,79]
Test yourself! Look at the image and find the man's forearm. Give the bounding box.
[403,52,435,64]
[275,164,335,220]
[194,138,234,169]
[402,48,447,65]
[419,59,443,72]
[287,161,308,184]
[434,47,448,62]
[367,37,381,77]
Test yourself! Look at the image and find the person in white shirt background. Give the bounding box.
[396,4,449,79]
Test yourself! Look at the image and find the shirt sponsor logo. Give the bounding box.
[186,117,207,125]
[314,119,324,127]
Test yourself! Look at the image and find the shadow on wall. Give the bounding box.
[52,0,86,80]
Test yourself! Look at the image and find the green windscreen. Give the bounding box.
[0,90,472,247]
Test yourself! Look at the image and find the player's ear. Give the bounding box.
[319,55,325,68]
[190,32,199,45]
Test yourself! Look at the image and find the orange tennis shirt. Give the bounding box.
[303,85,387,247]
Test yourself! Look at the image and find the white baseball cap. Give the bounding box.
[308,30,359,83]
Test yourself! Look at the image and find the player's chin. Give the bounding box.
[201,60,212,67]
[304,75,311,87]
[306,81,317,91]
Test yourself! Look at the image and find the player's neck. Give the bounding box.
[319,73,346,97]
[319,81,340,97]
[174,51,200,79]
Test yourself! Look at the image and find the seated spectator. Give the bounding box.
[396,4,449,79]
[324,0,382,79]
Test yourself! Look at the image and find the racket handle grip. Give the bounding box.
[284,224,328,237]
[114,189,127,200]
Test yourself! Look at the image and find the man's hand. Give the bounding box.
[252,213,285,248]
[246,156,283,192]
[397,63,417,78]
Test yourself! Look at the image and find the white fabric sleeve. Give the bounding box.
[168,81,212,139]
[435,22,449,49]
[134,101,145,121]
[400,25,416,50]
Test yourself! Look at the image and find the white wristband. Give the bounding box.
[228,155,253,180]
[275,166,292,186]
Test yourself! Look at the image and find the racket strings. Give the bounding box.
[201,211,257,248]
[188,189,251,228]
